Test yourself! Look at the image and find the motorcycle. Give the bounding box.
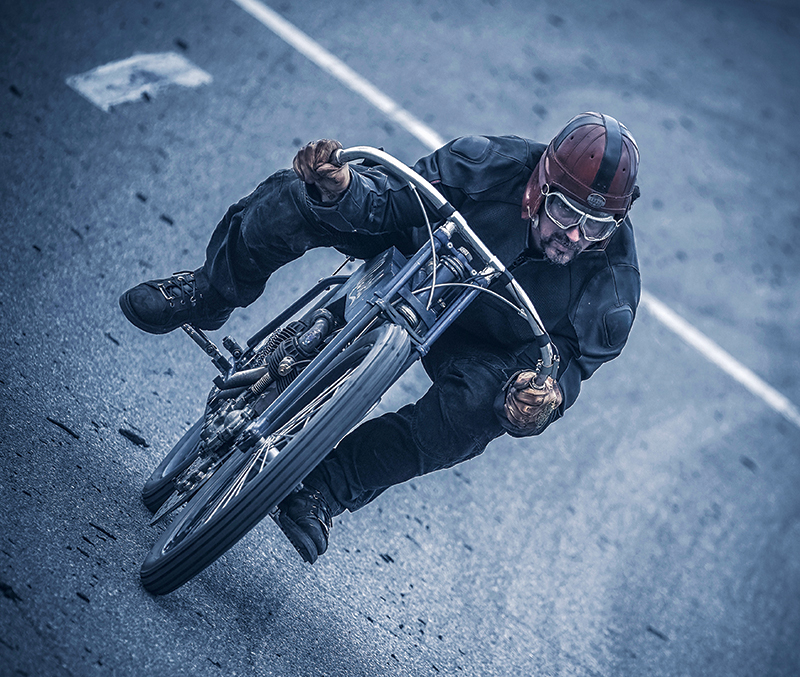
[138,146,558,594]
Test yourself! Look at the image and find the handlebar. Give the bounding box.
[332,147,456,221]
[332,146,558,383]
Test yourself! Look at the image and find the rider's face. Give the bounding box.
[531,206,591,265]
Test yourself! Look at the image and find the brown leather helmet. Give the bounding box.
[522,112,639,220]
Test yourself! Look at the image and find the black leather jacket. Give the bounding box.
[307,135,641,434]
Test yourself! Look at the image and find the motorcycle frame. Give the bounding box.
[219,146,557,450]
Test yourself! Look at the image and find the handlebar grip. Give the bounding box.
[531,372,550,388]
[330,148,344,167]
[435,201,456,219]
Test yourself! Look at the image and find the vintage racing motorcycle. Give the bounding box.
[139,147,557,595]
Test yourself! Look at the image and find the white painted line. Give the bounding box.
[641,291,800,428]
[230,0,800,430]
[66,52,212,112]
[229,0,445,151]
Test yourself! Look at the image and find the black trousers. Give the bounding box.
[304,331,513,513]
[203,171,516,513]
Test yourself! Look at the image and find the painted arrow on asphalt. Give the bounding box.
[66,52,212,112]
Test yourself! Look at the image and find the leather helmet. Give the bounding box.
[522,112,639,220]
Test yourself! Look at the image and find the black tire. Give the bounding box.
[141,419,204,513]
[141,323,411,594]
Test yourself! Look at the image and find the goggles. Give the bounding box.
[542,189,621,242]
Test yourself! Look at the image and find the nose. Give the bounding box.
[565,225,581,242]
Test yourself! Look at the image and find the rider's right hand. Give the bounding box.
[293,139,351,204]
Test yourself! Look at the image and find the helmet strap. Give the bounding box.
[527,204,539,228]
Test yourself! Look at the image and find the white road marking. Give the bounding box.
[641,292,800,428]
[66,52,212,112]
[231,0,800,430]
[229,0,445,150]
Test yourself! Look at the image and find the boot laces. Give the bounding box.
[157,271,197,305]
[306,489,333,532]
[285,488,332,532]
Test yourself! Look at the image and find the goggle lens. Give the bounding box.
[543,192,619,241]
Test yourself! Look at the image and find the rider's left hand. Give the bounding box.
[293,139,351,204]
[504,371,562,431]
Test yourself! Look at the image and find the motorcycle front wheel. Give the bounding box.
[141,419,204,513]
[140,323,411,594]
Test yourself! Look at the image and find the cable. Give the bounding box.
[411,281,527,317]
[409,184,437,310]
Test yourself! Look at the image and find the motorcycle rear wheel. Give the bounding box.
[140,323,410,594]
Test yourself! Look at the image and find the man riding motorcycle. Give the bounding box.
[121,111,641,564]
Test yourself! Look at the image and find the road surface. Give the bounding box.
[1,0,798,675]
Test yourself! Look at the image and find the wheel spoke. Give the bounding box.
[169,363,359,544]
[142,324,411,594]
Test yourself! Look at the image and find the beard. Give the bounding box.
[539,231,582,265]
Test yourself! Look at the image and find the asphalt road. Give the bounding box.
[1,0,799,675]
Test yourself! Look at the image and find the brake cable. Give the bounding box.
[408,184,438,311]
[412,279,528,318]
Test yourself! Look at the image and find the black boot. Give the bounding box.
[119,269,233,334]
[275,486,335,564]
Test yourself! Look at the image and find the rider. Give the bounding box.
[120,112,641,564]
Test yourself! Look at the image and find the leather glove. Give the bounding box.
[503,371,563,432]
[292,139,351,204]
